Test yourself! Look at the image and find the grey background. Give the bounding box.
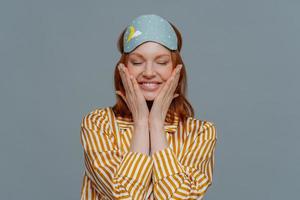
[1,0,299,199]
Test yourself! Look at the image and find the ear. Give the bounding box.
[173,93,179,99]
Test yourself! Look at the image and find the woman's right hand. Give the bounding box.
[116,63,149,124]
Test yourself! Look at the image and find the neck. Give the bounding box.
[146,100,153,110]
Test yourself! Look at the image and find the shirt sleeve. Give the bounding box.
[151,121,217,200]
[80,109,154,200]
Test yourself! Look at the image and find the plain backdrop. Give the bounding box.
[1,0,299,199]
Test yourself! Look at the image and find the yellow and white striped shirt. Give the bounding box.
[80,106,217,200]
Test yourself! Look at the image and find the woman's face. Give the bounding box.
[126,41,174,101]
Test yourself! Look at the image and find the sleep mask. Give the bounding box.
[123,14,178,53]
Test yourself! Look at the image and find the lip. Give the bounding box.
[139,82,161,91]
[138,81,162,84]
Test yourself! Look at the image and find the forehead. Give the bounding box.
[128,41,171,58]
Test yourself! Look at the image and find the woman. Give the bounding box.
[80,14,217,200]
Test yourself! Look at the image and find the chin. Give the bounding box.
[139,82,164,101]
[142,92,158,101]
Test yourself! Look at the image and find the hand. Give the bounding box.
[116,63,149,123]
[149,64,182,127]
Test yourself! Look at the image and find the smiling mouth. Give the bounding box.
[139,82,162,91]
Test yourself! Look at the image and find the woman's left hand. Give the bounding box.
[149,64,182,128]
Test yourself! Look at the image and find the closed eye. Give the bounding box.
[158,62,168,65]
[132,62,142,65]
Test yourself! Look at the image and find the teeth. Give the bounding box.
[142,83,158,85]
[139,82,160,90]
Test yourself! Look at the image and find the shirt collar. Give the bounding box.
[111,108,179,134]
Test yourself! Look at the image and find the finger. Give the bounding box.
[156,64,182,101]
[169,64,182,93]
[176,64,182,79]
[164,69,177,96]
[122,66,135,95]
[160,76,173,97]
[173,64,182,83]
[118,63,131,96]
[160,65,181,103]
[155,78,173,105]
[130,75,142,95]
[118,63,128,90]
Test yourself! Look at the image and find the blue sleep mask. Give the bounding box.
[123,14,178,53]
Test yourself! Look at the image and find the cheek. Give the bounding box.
[160,69,174,81]
[126,67,139,78]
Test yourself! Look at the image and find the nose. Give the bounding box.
[142,63,155,77]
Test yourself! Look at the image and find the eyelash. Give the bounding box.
[158,62,168,65]
[132,62,168,65]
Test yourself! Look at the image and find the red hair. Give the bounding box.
[112,21,194,132]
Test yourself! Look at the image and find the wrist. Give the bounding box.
[149,118,163,128]
[149,123,164,133]
[134,120,149,129]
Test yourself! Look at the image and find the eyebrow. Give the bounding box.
[129,53,170,59]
